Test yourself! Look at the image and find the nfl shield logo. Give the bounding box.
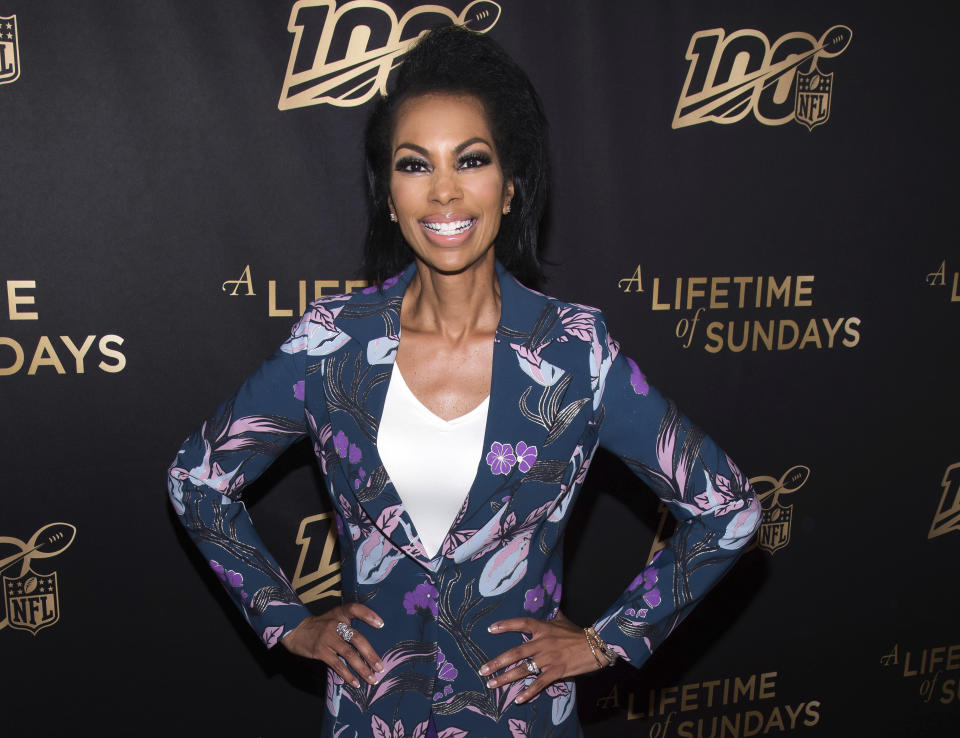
[794,65,832,130]
[3,568,59,634]
[758,500,792,554]
[0,14,19,85]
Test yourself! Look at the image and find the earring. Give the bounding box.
[503,203,511,215]
[389,211,397,222]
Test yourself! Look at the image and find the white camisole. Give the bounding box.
[376,363,489,558]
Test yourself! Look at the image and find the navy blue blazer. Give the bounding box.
[168,261,760,737]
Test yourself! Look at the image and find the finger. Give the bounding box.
[485,660,541,689]
[334,639,381,685]
[516,673,553,704]
[488,617,537,635]
[345,602,385,629]
[479,645,535,678]
[337,630,384,678]
[324,651,362,689]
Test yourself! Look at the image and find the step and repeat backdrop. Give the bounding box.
[2,1,956,735]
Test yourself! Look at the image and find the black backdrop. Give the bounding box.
[2,1,957,735]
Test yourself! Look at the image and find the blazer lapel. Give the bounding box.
[322,261,591,573]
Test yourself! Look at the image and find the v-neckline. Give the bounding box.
[390,362,490,426]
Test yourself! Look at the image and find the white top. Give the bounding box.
[376,363,489,558]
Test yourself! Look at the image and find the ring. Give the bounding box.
[336,621,355,643]
[525,658,540,675]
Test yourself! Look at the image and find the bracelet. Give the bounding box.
[583,626,617,668]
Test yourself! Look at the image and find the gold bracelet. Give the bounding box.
[584,627,616,668]
[583,627,617,669]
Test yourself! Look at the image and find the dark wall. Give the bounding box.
[2,1,957,735]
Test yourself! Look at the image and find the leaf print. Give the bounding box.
[367,335,399,365]
[626,356,649,396]
[508,719,529,738]
[478,534,530,596]
[371,714,392,738]
[260,625,283,648]
[438,729,468,738]
[550,680,576,725]
[356,531,404,585]
[557,307,596,341]
[511,343,565,386]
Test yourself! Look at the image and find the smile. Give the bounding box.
[420,218,476,235]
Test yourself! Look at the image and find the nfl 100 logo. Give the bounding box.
[0,14,19,85]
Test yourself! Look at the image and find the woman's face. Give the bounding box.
[389,93,513,276]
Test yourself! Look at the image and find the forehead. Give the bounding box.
[391,93,494,149]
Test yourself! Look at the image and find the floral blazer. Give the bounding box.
[168,261,761,738]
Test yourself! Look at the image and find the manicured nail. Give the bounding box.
[375,619,384,628]
[352,680,361,688]
[367,674,376,683]
[478,665,490,676]
[516,694,526,704]
[375,662,384,672]
[488,623,499,632]
[486,679,497,688]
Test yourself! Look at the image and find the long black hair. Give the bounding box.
[362,25,549,288]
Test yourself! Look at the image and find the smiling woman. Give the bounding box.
[169,24,761,738]
[388,94,513,278]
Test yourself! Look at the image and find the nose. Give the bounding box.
[429,165,462,206]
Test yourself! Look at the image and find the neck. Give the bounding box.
[403,252,501,340]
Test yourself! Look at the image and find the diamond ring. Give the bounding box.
[525,658,540,675]
[336,621,355,643]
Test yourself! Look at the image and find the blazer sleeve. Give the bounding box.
[166,319,315,649]
[589,313,761,668]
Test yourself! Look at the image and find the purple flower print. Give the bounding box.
[362,274,399,294]
[293,380,305,401]
[627,561,661,611]
[541,570,561,602]
[515,442,538,473]
[333,430,362,463]
[523,584,545,612]
[486,442,516,475]
[403,581,439,618]
[437,648,459,682]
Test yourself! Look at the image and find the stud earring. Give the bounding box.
[389,211,397,222]
[503,203,511,215]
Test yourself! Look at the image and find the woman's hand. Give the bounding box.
[479,610,606,703]
[281,603,385,689]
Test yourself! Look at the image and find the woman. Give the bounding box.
[168,25,760,738]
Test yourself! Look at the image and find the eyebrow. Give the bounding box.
[393,137,492,157]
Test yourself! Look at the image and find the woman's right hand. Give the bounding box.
[281,603,385,688]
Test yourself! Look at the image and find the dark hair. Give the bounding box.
[362,25,549,288]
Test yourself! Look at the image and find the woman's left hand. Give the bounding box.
[479,610,605,703]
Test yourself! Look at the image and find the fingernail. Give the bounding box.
[375,662,384,672]
[488,624,498,632]
[486,679,497,688]
[375,619,384,628]
[516,694,526,704]
[478,665,490,676]
[367,675,376,683]
[353,680,361,688]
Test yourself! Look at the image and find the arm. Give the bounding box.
[166,325,312,648]
[590,313,761,668]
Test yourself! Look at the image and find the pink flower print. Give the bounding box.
[626,357,649,396]
[515,442,538,473]
[523,584,545,612]
[486,442,516,475]
[403,581,439,618]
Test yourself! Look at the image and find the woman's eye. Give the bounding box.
[459,152,491,169]
[395,157,429,173]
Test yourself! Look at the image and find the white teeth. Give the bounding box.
[423,219,474,235]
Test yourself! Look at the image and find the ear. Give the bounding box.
[503,179,515,211]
